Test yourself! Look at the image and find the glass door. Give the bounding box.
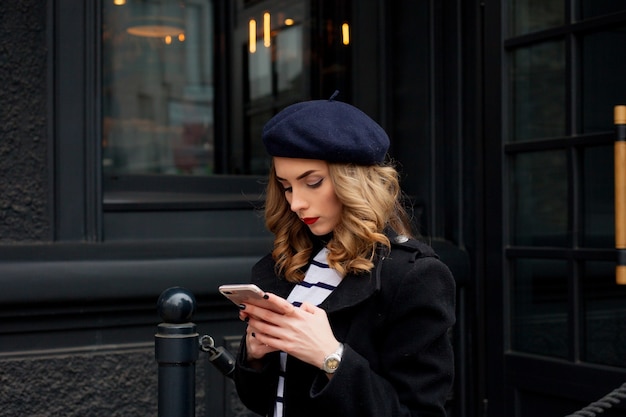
[488,0,626,415]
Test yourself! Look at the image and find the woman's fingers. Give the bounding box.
[240,297,340,368]
[242,292,295,315]
[241,302,291,325]
[245,325,278,360]
[298,301,317,314]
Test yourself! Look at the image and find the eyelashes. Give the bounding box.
[308,178,323,188]
[282,178,324,193]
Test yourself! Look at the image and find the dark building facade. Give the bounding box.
[1,0,625,416]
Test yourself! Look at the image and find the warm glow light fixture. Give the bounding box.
[127,16,185,38]
[114,0,126,5]
[249,19,257,53]
[263,12,271,47]
[342,23,350,45]
[284,18,294,26]
[126,2,186,38]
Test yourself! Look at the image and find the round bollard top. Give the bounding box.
[157,287,196,323]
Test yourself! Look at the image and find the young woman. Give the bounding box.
[233,95,456,417]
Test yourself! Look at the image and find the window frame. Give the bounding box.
[97,0,270,236]
[51,0,269,243]
[51,0,366,245]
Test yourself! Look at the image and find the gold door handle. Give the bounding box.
[615,105,626,285]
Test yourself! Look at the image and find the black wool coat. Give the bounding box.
[233,236,456,417]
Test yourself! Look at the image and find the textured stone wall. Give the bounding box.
[0,1,50,241]
[0,348,160,416]
[0,347,214,417]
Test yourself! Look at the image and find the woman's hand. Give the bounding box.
[242,321,277,366]
[239,293,339,369]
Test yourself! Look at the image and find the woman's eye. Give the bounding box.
[308,178,323,188]
[283,186,293,193]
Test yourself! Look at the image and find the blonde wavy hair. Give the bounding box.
[264,161,413,283]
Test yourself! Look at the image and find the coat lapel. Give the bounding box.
[320,241,387,313]
[318,259,382,313]
[253,252,385,313]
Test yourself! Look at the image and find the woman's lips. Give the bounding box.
[302,217,319,225]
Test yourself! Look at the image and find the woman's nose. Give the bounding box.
[289,189,308,212]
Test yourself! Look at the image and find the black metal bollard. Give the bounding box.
[155,287,199,417]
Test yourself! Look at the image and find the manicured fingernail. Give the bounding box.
[238,304,246,310]
[263,294,269,300]
[251,332,256,338]
[244,316,250,322]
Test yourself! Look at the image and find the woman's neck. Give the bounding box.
[309,231,333,254]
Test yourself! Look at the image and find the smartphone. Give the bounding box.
[218,284,267,306]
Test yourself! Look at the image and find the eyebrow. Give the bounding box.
[276,169,319,181]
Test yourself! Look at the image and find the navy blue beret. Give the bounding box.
[262,96,390,165]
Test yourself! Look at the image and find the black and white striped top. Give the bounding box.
[273,247,344,417]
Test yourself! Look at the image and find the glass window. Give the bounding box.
[582,261,626,367]
[582,146,614,247]
[247,14,305,103]
[234,0,352,176]
[581,29,626,133]
[581,0,626,20]
[511,258,569,359]
[510,151,569,246]
[242,2,308,174]
[509,41,566,142]
[247,110,275,174]
[248,36,273,102]
[101,0,352,207]
[509,0,564,36]
[102,0,215,176]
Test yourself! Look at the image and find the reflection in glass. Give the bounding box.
[509,0,564,36]
[248,110,274,174]
[276,27,304,96]
[102,0,215,176]
[242,2,309,175]
[581,29,626,133]
[511,151,569,246]
[582,262,626,367]
[236,0,351,175]
[582,146,614,247]
[248,40,273,101]
[511,258,569,358]
[510,41,566,142]
[581,1,626,20]
[246,7,305,104]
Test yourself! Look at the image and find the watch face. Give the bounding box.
[326,358,339,370]
[324,353,341,373]
[322,344,344,373]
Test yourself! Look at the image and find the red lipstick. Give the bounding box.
[302,217,319,225]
